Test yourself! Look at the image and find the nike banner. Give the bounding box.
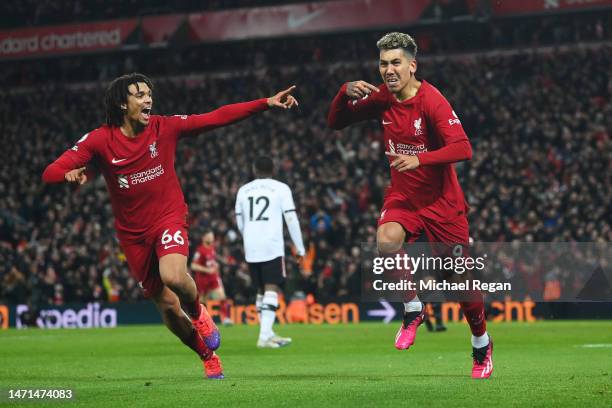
[187,0,432,42]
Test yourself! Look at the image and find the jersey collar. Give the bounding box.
[393,79,427,106]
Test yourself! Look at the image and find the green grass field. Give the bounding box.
[1,321,611,407]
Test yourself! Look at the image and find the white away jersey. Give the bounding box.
[235,178,305,263]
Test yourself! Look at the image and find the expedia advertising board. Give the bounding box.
[2,302,158,329]
[1,300,611,329]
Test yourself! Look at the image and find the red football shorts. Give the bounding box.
[195,272,222,295]
[378,195,469,245]
[120,223,189,298]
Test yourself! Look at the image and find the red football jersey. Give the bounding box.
[43,100,268,241]
[328,80,471,221]
[193,244,218,273]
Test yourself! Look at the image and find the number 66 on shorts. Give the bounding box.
[157,224,189,257]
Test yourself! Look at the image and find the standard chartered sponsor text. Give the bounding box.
[130,165,164,185]
[1,29,121,55]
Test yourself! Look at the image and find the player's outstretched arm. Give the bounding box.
[266,85,299,109]
[327,81,381,130]
[42,154,91,185]
[173,86,299,135]
[42,132,96,185]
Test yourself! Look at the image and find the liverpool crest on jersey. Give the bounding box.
[149,142,158,158]
[414,118,423,136]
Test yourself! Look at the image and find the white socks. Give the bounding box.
[259,291,278,341]
[472,332,489,348]
[404,296,422,313]
[402,295,489,348]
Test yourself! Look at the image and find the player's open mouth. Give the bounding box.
[387,78,399,86]
[141,108,151,120]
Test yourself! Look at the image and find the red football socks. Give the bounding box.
[183,299,201,319]
[460,297,487,337]
[183,328,212,360]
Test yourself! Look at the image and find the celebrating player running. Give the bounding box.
[42,73,298,380]
[327,32,493,379]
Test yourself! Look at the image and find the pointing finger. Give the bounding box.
[281,85,297,95]
[357,83,372,95]
[363,82,380,92]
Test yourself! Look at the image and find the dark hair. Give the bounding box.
[253,156,274,177]
[376,32,418,59]
[104,73,153,127]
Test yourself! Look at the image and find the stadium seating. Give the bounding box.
[0,24,610,306]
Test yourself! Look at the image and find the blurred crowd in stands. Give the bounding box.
[0,17,610,307]
[1,10,609,89]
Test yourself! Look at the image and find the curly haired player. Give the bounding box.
[43,73,298,379]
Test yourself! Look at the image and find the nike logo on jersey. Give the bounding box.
[382,120,392,125]
[164,244,179,249]
[112,158,127,164]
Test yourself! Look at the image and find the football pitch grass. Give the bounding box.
[2,321,611,407]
